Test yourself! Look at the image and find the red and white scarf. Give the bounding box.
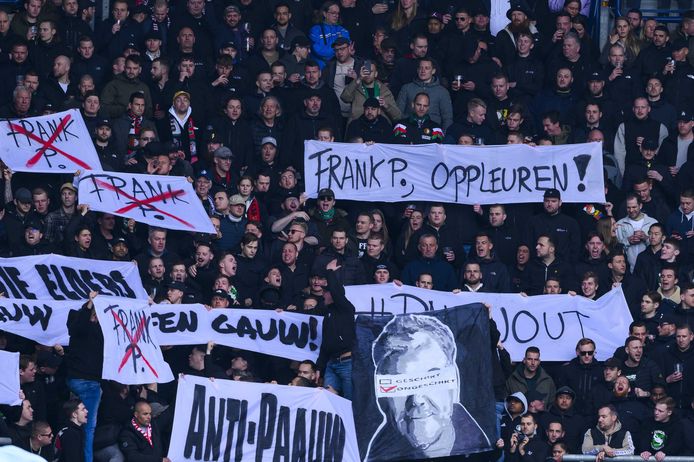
[131,418,152,446]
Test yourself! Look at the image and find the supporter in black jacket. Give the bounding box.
[557,340,604,417]
[638,397,684,458]
[537,387,589,453]
[344,100,393,143]
[56,399,88,462]
[525,235,577,295]
[316,262,356,399]
[526,189,581,263]
[118,401,168,462]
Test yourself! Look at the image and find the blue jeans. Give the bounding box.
[324,358,352,400]
[68,378,102,462]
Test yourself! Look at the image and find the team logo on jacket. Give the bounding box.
[651,430,666,450]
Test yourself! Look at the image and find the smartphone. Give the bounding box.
[363,59,372,74]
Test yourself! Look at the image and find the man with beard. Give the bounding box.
[495,1,540,67]
[101,55,153,118]
[581,404,635,459]
[621,336,664,398]
[609,375,650,435]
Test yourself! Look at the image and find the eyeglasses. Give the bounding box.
[289,229,304,234]
[326,9,339,15]
[455,16,468,21]
[579,350,595,356]
[140,137,155,141]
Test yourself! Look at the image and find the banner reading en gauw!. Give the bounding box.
[304,141,605,204]
[77,171,215,233]
[0,255,146,300]
[168,375,360,462]
[0,109,103,173]
[345,284,632,361]
[149,304,323,362]
[353,304,495,461]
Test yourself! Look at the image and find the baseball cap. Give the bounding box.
[211,289,231,301]
[15,188,32,204]
[677,109,693,122]
[60,182,77,193]
[429,12,443,22]
[167,281,187,291]
[96,118,111,128]
[261,136,278,147]
[556,386,576,399]
[173,90,191,102]
[25,218,44,232]
[195,169,213,181]
[544,188,561,199]
[213,146,233,159]
[229,194,246,206]
[656,312,676,324]
[604,357,622,368]
[588,69,606,81]
[318,188,335,199]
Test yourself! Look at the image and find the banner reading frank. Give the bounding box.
[352,303,496,461]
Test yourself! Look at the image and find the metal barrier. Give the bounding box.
[563,455,694,462]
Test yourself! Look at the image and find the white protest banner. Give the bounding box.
[0,298,80,346]
[0,446,48,461]
[0,350,21,405]
[304,141,605,204]
[0,109,103,173]
[77,171,215,233]
[344,284,632,361]
[94,296,174,384]
[0,254,146,300]
[168,375,359,462]
[150,304,322,362]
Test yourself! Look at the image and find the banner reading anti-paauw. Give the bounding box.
[77,171,215,234]
[345,284,632,361]
[0,255,147,300]
[304,141,605,204]
[94,296,174,384]
[352,304,495,461]
[0,109,103,173]
[149,304,323,362]
[168,375,360,462]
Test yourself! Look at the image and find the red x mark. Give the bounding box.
[8,114,92,170]
[109,309,159,378]
[94,178,193,228]
[379,385,397,393]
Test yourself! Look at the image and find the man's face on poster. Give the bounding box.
[377,331,457,450]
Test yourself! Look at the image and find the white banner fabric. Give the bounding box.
[149,304,323,362]
[344,284,632,361]
[77,171,215,233]
[168,375,360,462]
[0,254,147,300]
[0,350,21,405]
[0,298,80,346]
[94,296,174,384]
[304,141,605,204]
[0,109,103,173]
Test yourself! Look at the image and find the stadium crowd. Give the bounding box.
[0,0,692,459]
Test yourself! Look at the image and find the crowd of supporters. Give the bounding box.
[0,0,693,459]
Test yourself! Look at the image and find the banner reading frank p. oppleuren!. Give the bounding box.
[304,141,605,204]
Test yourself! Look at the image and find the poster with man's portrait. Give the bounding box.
[352,303,495,461]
